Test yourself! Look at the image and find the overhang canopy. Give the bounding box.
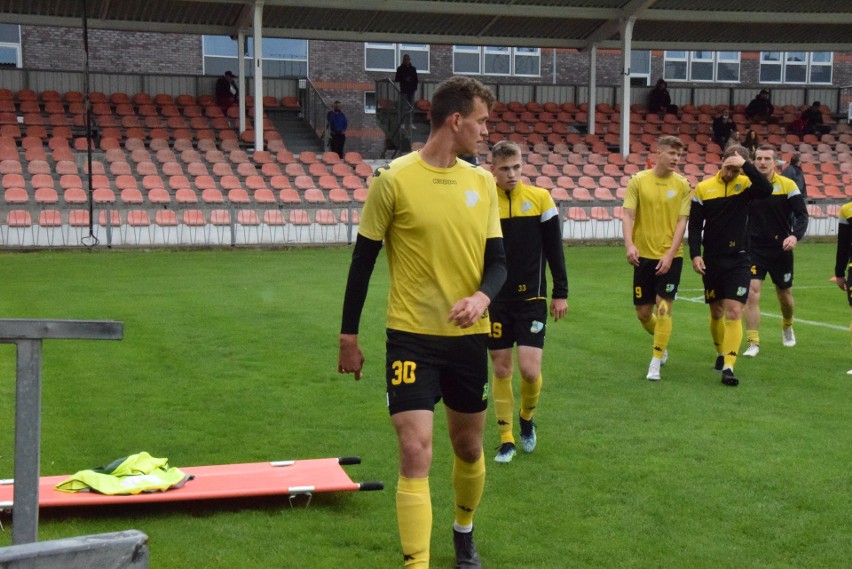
[0,0,851,51]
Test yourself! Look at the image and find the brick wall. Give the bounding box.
[23,26,201,75]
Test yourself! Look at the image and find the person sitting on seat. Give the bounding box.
[800,101,830,135]
[712,109,737,148]
[745,89,774,123]
[647,79,678,116]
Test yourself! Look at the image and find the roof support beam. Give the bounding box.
[582,0,656,50]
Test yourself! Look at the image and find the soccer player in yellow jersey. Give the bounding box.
[832,201,852,374]
[621,136,692,381]
[338,76,506,568]
[487,140,568,464]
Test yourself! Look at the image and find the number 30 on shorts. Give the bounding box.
[391,360,417,385]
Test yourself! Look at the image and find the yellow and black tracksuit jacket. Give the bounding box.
[688,161,773,260]
[494,181,568,302]
[747,172,809,251]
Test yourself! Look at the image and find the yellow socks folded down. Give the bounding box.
[652,309,672,360]
[710,316,725,356]
[746,329,760,346]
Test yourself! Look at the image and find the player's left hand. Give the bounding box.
[782,235,798,251]
[449,292,489,328]
[550,298,568,321]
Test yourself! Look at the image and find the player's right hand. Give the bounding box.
[691,256,706,275]
[338,334,364,380]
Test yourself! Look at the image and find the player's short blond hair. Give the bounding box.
[657,135,684,151]
[491,140,521,161]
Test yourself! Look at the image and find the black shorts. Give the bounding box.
[703,253,751,304]
[749,247,794,290]
[486,299,548,351]
[846,267,852,307]
[385,329,489,415]
[632,257,683,306]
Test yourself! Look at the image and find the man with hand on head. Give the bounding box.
[688,145,773,386]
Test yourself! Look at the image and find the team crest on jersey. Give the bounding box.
[465,190,479,207]
[737,286,747,296]
[734,184,743,192]
[667,189,677,199]
[773,183,782,194]
[522,200,532,213]
[784,272,792,282]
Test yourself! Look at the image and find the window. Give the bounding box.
[453,45,481,74]
[202,36,307,77]
[452,46,541,77]
[365,43,429,73]
[0,24,21,69]
[663,51,739,82]
[630,50,651,86]
[760,51,832,84]
[364,91,376,114]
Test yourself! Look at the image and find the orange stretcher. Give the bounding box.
[0,456,383,509]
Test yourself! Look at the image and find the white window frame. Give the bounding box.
[0,24,22,69]
[364,91,376,115]
[630,50,652,86]
[365,43,430,73]
[664,50,739,83]
[452,46,541,77]
[759,51,833,85]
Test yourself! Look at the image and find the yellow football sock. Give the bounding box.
[746,329,759,345]
[641,313,657,335]
[652,303,672,360]
[492,374,515,444]
[722,318,743,369]
[453,453,485,528]
[710,316,725,355]
[397,476,431,568]
[782,317,793,330]
[520,374,542,421]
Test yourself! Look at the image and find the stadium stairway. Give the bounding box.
[265,109,323,155]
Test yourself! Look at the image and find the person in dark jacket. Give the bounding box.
[326,100,348,159]
[215,70,238,115]
[745,89,774,123]
[742,145,809,358]
[647,78,677,116]
[781,154,807,199]
[688,145,773,386]
[712,109,737,148]
[395,54,419,107]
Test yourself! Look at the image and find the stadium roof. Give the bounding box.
[1,0,851,52]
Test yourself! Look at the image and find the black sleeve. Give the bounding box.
[743,161,773,199]
[542,216,568,298]
[835,222,851,278]
[340,234,383,334]
[788,193,809,241]
[478,237,507,301]
[688,199,704,259]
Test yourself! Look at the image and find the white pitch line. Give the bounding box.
[678,295,848,331]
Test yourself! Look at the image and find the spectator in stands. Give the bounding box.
[801,101,830,135]
[215,70,238,115]
[712,109,737,148]
[725,130,743,150]
[395,54,419,107]
[326,100,348,159]
[743,129,760,157]
[647,78,678,116]
[745,89,774,123]
[781,154,807,199]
